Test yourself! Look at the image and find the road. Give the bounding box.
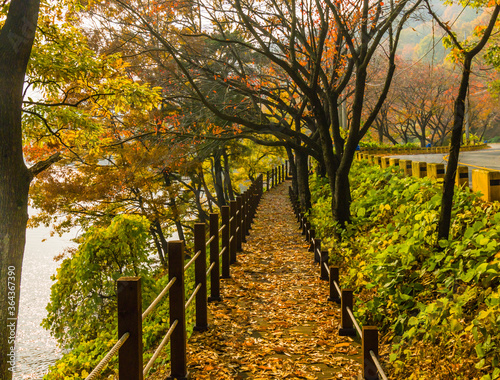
[391,143,500,171]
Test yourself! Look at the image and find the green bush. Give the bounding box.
[42,214,176,379]
[309,162,500,379]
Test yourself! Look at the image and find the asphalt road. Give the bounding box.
[391,143,500,171]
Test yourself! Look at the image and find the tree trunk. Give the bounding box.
[222,148,235,201]
[332,67,366,227]
[0,1,40,378]
[174,219,186,243]
[189,175,208,223]
[285,145,298,196]
[333,149,354,227]
[295,149,311,210]
[378,123,384,144]
[212,150,226,206]
[437,58,471,241]
[150,221,166,266]
[199,170,214,213]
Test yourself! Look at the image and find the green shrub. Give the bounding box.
[42,214,176,379]
[309,162,500,379]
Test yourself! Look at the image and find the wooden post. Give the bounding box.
[208,213,221,302]
[244,192,250,237]
[285,160,289,178]
[193,224,208,331]
[266,171,269,191]
[229,200,237,264]
[320,250,329,281]
[117,277,143,380]
[251,185,258,222]
[308,229,315,252]
[167,241,188,379]
[328,266,341,304]
[221,206,230,278]
[236,196,243,251]
[314,238,321,263]
[363,327,379,380]
[305,221,311,242]
[339,289,356,337]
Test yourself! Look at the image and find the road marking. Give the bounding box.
[443,155,497,171]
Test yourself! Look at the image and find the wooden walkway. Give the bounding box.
[185,182,362,379]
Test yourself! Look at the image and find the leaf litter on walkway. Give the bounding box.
[187,182,362,379]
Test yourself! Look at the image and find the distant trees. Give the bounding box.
[425,0,500,241]
[365,58,500,146]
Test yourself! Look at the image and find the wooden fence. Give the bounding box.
[82,166,288,380]
[289,187,388,380]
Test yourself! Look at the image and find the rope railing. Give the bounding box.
[184,249,202,271]
[370,350,389,380]
[346,306,363,337]
[219,246,226,258]
[206,234,215,246]
[206,262,215,276]
[143,320,178,377]
[185,283,202,309]
[81,172,273,380]
[322,261,330,275]
[84,332,129,380]
[142,277,176,320]
[288,185,389,380]
[333,280,341,298]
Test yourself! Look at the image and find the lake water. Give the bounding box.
[12,210,78,379]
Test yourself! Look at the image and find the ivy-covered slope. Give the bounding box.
[309,162,500,380]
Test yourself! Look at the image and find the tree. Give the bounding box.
[427,0,500,241]
[0,1,162,376]
[42,214,154,349]
[0,1,43,378]
[83,0,422,224]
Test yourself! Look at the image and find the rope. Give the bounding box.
[333,281,341,299]
[143,320,179,377]
[218,224,226,233]
[185,283,202,309]
[206,262,215,276]
[346,306,362,337]
[142,277,177,321]
[219,247,227,258]
[205,235,216,246]
[322,262,330,275]
[184,250,202,272]
[85,332,130,380]
[370,350,389,380]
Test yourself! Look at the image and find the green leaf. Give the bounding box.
[461,269,476,283]
[476,263,488,276]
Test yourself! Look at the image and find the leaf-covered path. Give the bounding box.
[186,182,362,379]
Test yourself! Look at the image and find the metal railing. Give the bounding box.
[289,186,388,380]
